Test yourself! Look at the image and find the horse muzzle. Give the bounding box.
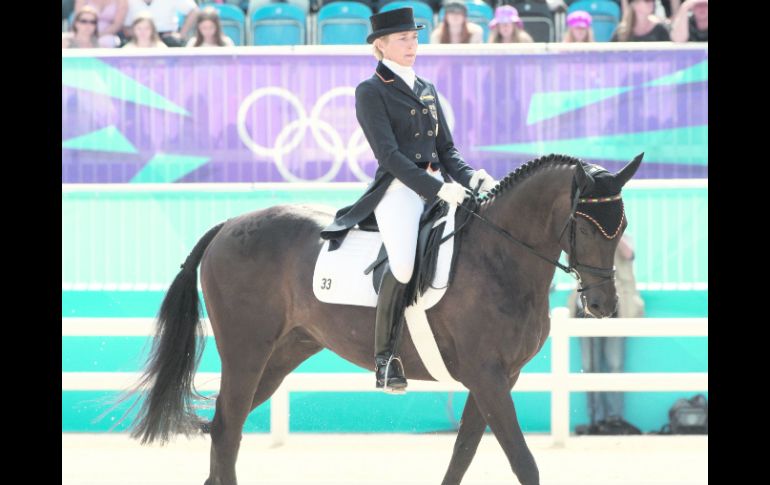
[581,291,619,319]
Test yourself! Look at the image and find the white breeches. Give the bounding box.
[374,169,444,284]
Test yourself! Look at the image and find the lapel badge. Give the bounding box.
[428,103,438,121]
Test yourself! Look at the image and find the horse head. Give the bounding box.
[563,153,643,318]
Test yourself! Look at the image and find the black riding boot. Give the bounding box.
[374,268,408,393]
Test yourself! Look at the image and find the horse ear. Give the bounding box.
[574,162,594,193]
[615,152,644,188]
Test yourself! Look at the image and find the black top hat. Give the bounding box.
[367,7,425,44]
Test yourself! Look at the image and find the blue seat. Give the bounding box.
[200,2,247,45]
[515,1,555,42]
[567,0,621,42]
[378,1,434,44]
[248,0,310,15]
[249,3,306,45]
[439,0,494,42]
[317,1,372,45]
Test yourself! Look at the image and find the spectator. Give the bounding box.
[186,7,235,47]
[122,12,169,48]
[124,0,200,47]
[74,0,127,47]
[488,5,533,43]
[569,234,645,435]
[611,0,670,42]
[670,0,706,42]
[62,6,100,48]
[562,9,594,42]
[431,0,484,44]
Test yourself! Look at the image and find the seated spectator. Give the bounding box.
[562,10,594,42]
[62,6,101,48]
[74,0,127,47]
[122,12,169,48]
[670,0,706,42]
[611,0,670,42]
[186,7,235,47]
[124,0,199,47]
[431,0,484,44]
[487,5,533,43]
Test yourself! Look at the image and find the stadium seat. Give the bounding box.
[514,1,555,42]
[248,0,311,15]
[249,3,306,45]
[317,1,372,45]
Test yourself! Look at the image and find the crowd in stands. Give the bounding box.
[62,0,707,49]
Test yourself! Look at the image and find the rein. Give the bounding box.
[447,178,618,293]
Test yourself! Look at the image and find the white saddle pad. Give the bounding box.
[313,205,460,383]
[313,204,456,309]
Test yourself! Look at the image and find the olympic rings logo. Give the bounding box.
[237,87,455,183]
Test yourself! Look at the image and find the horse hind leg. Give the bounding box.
[247,329,323,414]
[203,336,279,485]
[201,329,322,485]
[204,361,269,485]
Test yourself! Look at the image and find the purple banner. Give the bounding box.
[62,48,708,183]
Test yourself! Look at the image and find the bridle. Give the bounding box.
[450,177,621,295]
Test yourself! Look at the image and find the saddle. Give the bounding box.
[364,199,451,305]
[311,196,476,384]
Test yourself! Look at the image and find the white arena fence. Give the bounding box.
[62,312,708,446]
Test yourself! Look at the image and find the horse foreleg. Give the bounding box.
[441,393,487,485]
[467,372,539,485]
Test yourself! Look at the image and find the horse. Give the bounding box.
[123,153,643,485]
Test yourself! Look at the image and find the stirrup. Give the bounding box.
[382,355,407,395]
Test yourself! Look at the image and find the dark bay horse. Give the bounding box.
[125,153,643,485]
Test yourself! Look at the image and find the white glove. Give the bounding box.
[437,182,470,206]
[469,169,497,193]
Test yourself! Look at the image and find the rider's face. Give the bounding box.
[377,31,419,67]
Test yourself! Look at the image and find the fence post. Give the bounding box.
[550,307,570,447]
[270,384,289,447]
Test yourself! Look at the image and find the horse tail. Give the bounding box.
[129,222,226,445]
